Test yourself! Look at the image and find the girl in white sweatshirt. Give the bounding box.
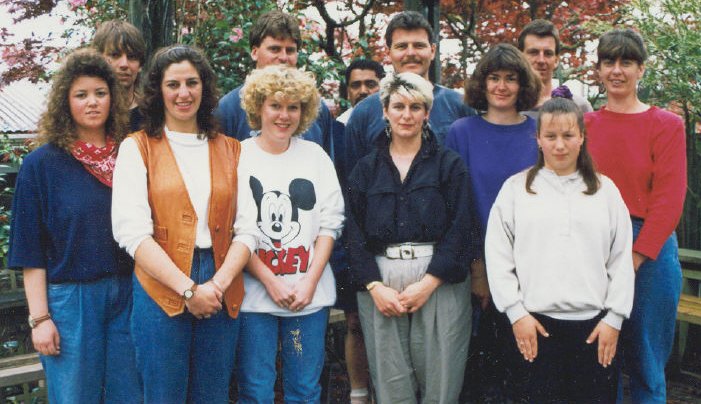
[485,95,634,402]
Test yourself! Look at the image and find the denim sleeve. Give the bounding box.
[425,151,473,284]
[317,103,335,161]
[344,106,368,179]
[215,91,235,138]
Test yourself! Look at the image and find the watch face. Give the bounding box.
[28,316,35,328]
[184,289,194,300]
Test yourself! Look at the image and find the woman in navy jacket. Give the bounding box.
[346,72,475,403]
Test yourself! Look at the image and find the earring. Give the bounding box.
[422,119,430,140]
[384,118,391,139]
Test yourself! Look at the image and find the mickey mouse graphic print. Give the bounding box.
[238,136,345,316]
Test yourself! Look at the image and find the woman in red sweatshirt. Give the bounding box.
[585,28,686,403]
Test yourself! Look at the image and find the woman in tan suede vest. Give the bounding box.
[112,45,259,403]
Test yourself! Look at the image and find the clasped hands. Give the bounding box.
[265,275,317,312]
[185,279,224,319]
[369,274,442,317]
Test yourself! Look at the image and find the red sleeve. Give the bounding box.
[634,112,686,259]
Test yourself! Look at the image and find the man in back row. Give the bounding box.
[92,20,147,132]
[216,10,334,158]
[518,19,593,116]
[343,11,476,174]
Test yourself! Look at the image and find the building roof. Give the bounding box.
[0,81,48,135]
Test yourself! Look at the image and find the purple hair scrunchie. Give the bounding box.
[551,85,573,100]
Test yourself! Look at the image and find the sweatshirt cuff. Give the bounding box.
[318,227,341,241]
[127,235,151,258]
[233,234,258,256]
[506,302,529,324]
[602,312,624,330]
[633,236,662,261]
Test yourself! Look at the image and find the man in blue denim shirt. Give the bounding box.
[215,10,334,158]
[344,11,476,174]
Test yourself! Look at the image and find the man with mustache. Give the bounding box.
[92,20,146,132]
[517,19,593,117]
[343,11,476,174]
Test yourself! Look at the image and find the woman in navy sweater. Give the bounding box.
[444,43,541,400]
[8,48,140,403]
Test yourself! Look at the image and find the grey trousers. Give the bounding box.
[357,255,472,404]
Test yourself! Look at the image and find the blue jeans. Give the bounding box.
[131,249,239,403]
[42,275,141,404]
[237,308,329,404]
[619,218,682,403]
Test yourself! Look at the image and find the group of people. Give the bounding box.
[6,8,685,404]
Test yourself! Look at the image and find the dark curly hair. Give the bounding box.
[36,48,128,151]
[139,45,220,139]
[465,43,541,112]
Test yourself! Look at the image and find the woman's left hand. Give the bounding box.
[398,274,442,313]
[289,276,318,312]
[186,282,223,319]
[586,320,619,367]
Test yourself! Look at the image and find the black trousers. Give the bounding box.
[522,312,619,403]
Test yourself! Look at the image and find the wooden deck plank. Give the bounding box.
[679,248,701,267]
[0,362,44,388]
[678,295,701,325]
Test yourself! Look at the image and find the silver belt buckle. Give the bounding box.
[400,245,414,259]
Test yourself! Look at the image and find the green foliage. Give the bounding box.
[633,0,701,126]
[631,0,701,249]
[0,134,29,267]
[0,182,13,267]
[178,2,275,94]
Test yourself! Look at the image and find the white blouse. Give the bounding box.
[112,128,258,257]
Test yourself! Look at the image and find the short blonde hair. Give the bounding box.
[240,65,320,137]
[379,72,434,111]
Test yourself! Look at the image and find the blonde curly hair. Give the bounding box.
[240,65,319,137]
[36,48,128,151]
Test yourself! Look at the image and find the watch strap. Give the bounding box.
[28,313,51,328]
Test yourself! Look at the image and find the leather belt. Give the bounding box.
[384,242,435,260]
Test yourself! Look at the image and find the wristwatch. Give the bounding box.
[366,281,383,291]
[28,313,51,329]
[182,284,197,301]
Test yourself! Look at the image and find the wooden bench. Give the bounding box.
[0,353,44,391]
[678,294,701,325]
[676,248,701,367]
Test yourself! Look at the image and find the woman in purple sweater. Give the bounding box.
[444,43,541,400]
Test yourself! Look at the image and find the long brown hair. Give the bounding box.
[139,45,220,139]
[36,48,128,151]
[525,97,600,195]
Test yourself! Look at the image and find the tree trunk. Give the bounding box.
[129,0,176,61]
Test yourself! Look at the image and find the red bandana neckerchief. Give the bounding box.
[71,136,117,188]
